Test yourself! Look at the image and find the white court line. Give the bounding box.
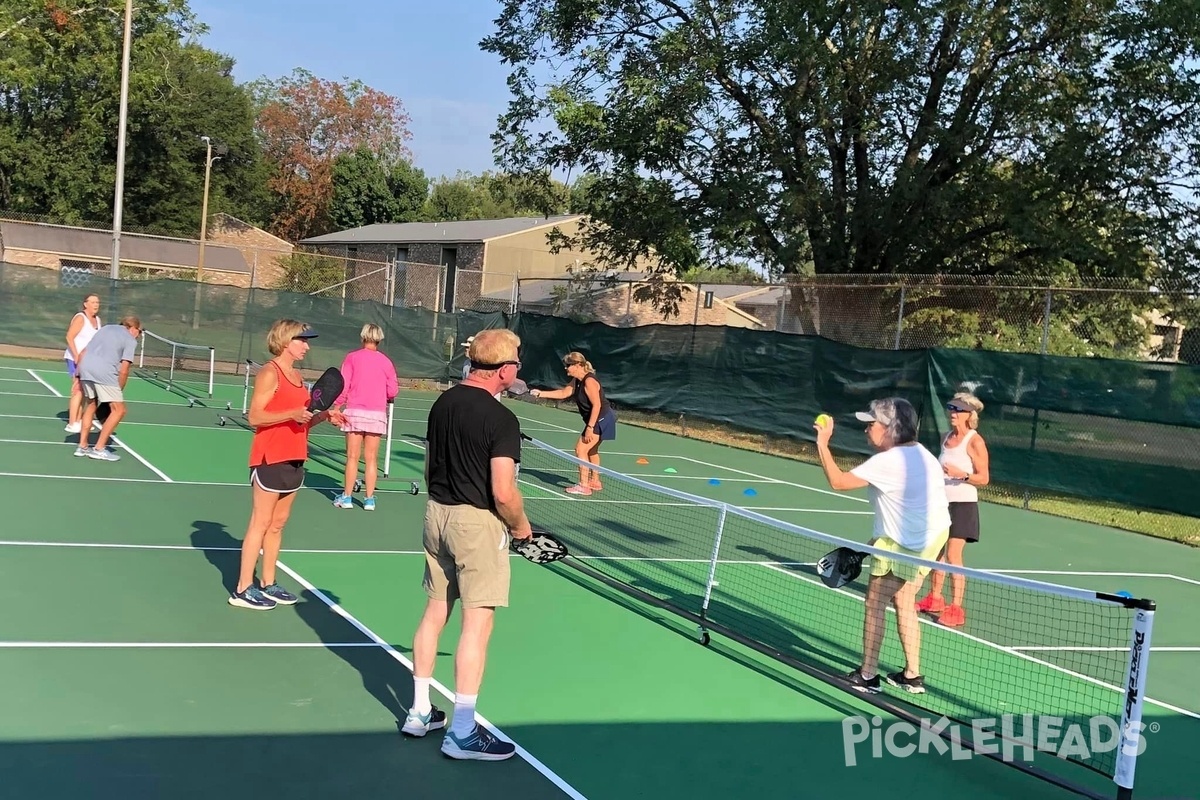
[750,561,1200,720]
[1010,646,1200,653]
[274,560,588,800]
[985,569,1200,588]
[0,540,425,556]
[25,368,60,396]
[0,377,38,383]
[0,641,381,648]
[0,471,423,493]
[26,371,173,482]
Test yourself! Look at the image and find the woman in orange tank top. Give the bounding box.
[229,319,345,611]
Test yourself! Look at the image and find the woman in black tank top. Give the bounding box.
[530,351,617,496]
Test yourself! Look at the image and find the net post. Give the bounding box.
[242,359,252,415]
[207,348,215,397]
[137,331,145,368]
[699,503,729,626]
[167,342,177,390]
[383,399,394,478]
[1113,601,1156,800]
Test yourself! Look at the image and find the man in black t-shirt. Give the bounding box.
[402,328,532,762]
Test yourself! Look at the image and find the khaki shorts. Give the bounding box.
[80,381,123,403]
[422,500,511,609]
[869,529,950,584]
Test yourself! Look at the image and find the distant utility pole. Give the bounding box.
[109,0,133,280]
[196,135,225,281]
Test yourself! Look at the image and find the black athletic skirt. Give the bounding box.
[250,460,305,494]
[948,502,980,542]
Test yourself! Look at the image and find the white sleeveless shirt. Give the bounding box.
[940,429,978,503]
[63,312,102,360]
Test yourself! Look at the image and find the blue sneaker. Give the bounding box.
[259,583,298,605]
[228,584,276,610]
[333,494,353,509]
[441,723,517,761]
[401,705,447,737]
[363,497,376,512]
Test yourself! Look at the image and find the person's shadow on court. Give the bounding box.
[188,520,434,734]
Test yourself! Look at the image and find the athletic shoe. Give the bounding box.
[74,446,93,457]
[228,585,276,610]
[259,583,298,605]
[401,705,447,737]
[333,494,353,509]
[885,671,926,694]
[915,593,946,614]
[441,723,517,761]
[88,447,120,461]
[564,484,592,496]
[938,604,966,627]
[363,497,376,512]
[65,421,81,433]
[843,670,881,694]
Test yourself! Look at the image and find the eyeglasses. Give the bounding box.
[946,404,968,413]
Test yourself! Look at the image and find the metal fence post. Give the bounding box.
[894,286,907,349]
[1025,289,1055,510]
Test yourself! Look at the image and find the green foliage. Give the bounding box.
[421,170,569,221]
[0,0,268,235]
[274,252,346,295]
[483,0,1200,287]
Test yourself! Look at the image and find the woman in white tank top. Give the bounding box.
[63,294,102,433]
[915,392,989,627]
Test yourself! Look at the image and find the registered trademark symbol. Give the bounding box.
[1148,722,1161,733]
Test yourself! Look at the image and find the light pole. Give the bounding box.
[109,0,133,280]
[196,136,224,281]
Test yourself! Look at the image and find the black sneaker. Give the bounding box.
[886,671,926,694]
[843,670,881,694]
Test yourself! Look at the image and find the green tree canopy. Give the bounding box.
[0,0,269,234]
[482,0,1200,286]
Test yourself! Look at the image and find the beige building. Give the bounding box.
[300,215,612,311]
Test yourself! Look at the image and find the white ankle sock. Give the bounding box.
[412,677,432,715]
[450,693,478,737]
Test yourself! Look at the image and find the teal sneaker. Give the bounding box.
[333,494,353,509]
[441,724,517,761]
[401,705,447,737]
[363,497,376,512]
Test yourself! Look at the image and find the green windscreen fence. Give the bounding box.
[3,262,1198,518]
[511,314,1200,519]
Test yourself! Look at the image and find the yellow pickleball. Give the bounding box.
[815,413,833,427]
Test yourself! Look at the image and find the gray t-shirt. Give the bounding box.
[78,324,137,386]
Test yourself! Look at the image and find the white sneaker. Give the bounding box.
[65,422,81,433]
[88,447,121,462]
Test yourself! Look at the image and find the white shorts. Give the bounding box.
[80,381,123,403]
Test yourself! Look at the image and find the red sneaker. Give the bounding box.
[916,593,946,614]
[939,604,966,627]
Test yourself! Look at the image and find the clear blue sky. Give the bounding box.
[189,0,516,181]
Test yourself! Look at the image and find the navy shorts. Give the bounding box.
[588,409,617,442]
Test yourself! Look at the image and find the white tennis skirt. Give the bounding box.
[339,408,388,435]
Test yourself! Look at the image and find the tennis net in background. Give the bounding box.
[236,360,407,489]
[516,434,1158,800]
[137,329,216,399]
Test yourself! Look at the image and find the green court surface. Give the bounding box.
[0,354,1197,800]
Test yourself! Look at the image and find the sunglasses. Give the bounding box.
[946,404,969,413]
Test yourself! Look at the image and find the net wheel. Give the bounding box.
[218,416,226,427]
[354,479,362,493]
[410,482,420,495]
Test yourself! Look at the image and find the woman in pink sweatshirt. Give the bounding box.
[332,323,399,511]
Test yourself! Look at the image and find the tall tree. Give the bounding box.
[0,0,268,235]
[482,0,1200,285]
[250,68,412,241]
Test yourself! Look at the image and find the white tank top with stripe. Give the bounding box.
[939,429,978,503]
